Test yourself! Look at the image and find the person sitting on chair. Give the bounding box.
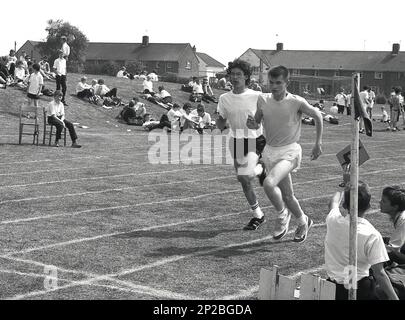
[46,90,82,148]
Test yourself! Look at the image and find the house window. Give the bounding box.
[292,69,300,76]
[313,70,319,77]
[155,61,160,69]
[334,70,340,77]
[167,62,172,69]
[374,72,383,79]
[359,72,364,78]
[185,61,191,69]
[252,66,260,74]
[398,72,402,80]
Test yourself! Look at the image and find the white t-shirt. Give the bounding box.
[117,70,127,78]
[76,81,91,94]
[96,84,110,96]
[193,83,204,94]
[217,89,262,139]
[47,100,65,118]
[158,90,171,99]
[62,42,70,58]
[359,90,370,107]
[6,55,17,68]
[148,73,158,81]
[27,72,44,95]
[143,80,153,92]
[258,92,308,147]
[325,207,389,284]
[53,58,66,76]
[335,93,347,106]
[389,211,405,248]
[14,67,26,80]
[191,109,211,125]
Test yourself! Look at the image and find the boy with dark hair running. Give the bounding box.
[217,59,267,230]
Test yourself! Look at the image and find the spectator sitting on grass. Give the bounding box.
[379,186,405,262]
[95,79,118,97]
[190,78,204,102]
[148,69,158,81]
[142,75,155,95]
[117,66,129,78]
[153,86,173,104]
[120,97,148,125]
[13,61,28,87]
[76,76,93,99]
[38,56,54,80]
[181,76,196,93]
[0,57,10,87]
[325,181,399,300]
[249,78,262,92]
[201,78,218,103]
[6,50,17,76]
[180,102,199,131]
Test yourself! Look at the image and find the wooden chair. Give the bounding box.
[42,107,66,146]
[258,265,336,300]
[19,104,39,145]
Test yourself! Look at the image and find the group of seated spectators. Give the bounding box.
[142,102,215,134]
[181,77,218,104]
[76,77,120,107]
[116,67,159,81]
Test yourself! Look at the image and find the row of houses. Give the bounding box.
[16,37,405,96]
[16,36,226,81]
[239,43,405,96]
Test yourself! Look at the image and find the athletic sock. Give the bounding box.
[297,214,307,226]
[253,163,263,176]
[251,202,264,219]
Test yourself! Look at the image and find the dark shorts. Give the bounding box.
[229,135,266,159]
[27,93,39,99]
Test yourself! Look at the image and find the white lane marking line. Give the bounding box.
[0,155,106,166]
[1,164,403,208]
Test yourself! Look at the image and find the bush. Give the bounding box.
[159,72,190,84]
[84,60,120,76]
[376,95,387,104]
[126,61,143,75]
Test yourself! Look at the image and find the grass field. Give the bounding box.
[0,74,404,300]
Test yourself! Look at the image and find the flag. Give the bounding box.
[353,78,372,136]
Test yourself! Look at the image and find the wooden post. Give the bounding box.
[348,73,360,300]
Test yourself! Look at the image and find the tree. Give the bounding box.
[37,19,89,72]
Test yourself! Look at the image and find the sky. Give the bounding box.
[2,0,404,65]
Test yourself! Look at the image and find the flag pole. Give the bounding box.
[348,73,360,300]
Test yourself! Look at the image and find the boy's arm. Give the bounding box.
[246,99,264,130]
[370,262,399,300]
[300,102,323,159]
[328,192,343,212]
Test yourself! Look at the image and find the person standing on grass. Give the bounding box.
[325,182,398,300]
[53,50,68,106]
[246,65,323,242]
[46,90,81,148]
[61,36,70,60]
[216,59,267,231]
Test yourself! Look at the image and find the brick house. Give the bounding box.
[239,43,405,97]
[195,49,226,80]
[16,40,42,62]
[84,36,200,78]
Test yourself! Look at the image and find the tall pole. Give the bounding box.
[348,73,360,300]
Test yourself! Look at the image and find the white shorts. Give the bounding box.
[262,142,302,171]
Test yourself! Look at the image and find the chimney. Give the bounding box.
[192,45,196,53]
[142,35,149,47]
[276,42,283,51]
[392,43,400,55]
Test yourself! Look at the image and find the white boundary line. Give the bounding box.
[1,165,403,209]
[0,155,107,166]
[0,136,403,165]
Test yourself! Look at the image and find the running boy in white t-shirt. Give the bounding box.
[246,65,323,242]
[217,59,267,231]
